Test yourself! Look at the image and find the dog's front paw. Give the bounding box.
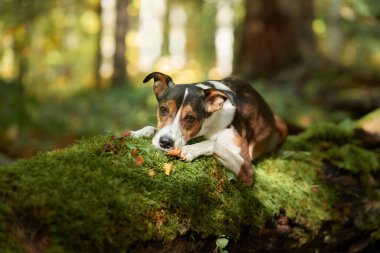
[166,146,195,161]
[177,146,197,161]
[121,130,132,137]
[112,130,132,140]
[130,126,156,138]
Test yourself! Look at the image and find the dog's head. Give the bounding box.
[143,72,234,151]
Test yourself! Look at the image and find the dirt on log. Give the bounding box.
[0,118,379,252]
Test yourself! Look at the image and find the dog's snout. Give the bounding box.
[159,136,174,149]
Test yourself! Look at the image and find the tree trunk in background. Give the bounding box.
[235,0,315,79]
[95,0,102,89]
[112,0,128,86]
[13,24,30,116]
[328,0,343,61]
[161,0,170,56]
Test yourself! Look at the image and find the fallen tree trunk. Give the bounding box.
[0,122,379,252]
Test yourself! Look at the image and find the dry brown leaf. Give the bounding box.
[132,148,139,158]
[166,148,182,157]
[163,162,173,176]
[155,209,166,227]
[134,155,145,166]
[148,169,155,178]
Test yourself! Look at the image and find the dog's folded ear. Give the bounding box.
[204,89,235,113]
[143,72,175,99]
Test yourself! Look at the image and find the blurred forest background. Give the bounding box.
[0,0,379,160]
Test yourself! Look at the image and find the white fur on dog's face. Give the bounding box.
[152,89,189,150]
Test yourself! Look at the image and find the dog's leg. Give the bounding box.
[274,114,288,147]
[177,140,253,186]
[179,140,243,174]
[122,126,156,138]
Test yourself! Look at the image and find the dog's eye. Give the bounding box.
[159,106,169,116]
[184,115,195,124]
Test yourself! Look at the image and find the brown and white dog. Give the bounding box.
[126,72,288,186]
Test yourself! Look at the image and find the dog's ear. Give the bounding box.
[143,72,175,99]
[204,89,235,113]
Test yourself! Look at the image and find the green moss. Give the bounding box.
[0,133,337,252]
[325,144,379,173]
[285,122,353,151]
[254,158,332,232]
[1,119,379,251]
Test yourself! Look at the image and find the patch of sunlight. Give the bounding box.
[312,19,326,35]
[215,0,234,77]
[127,1,139,17]
[208,67,222,79]
[80,10,100,34]
[340,5,356,21]
[137,0,167,72]
[155,56,177,74]
[169,5,187,68]
[371,51,380,66]
[100,0,116,79]
[0,48,16,79]
[46,50,63,66]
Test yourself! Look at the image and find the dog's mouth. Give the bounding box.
[155,143,183,153]
[156,146,172,152]
[152,135,186,153]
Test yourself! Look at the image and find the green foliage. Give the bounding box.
[348,0,380,17]
[27,86,156,135]
[0,83,157,153]
[0,0,56,26]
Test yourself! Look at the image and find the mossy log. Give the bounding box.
[0,123,379,253]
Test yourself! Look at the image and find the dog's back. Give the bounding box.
[221,76,287,159]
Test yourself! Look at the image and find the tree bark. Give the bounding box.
[235,0,315,79]
[12,24,31,117]
[94,0,103,89]
[112,0,128,86]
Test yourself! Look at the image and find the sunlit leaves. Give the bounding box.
[163,162,173,176]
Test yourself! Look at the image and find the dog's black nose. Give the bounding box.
[159,136,174,149]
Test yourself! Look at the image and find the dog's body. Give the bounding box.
[128,72,287,186]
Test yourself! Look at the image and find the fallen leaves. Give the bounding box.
[148,163,174,178]
[163,162,173,176]
[134,156,145,166]
[148,169,155,178]
[132,148,145,166]
[166,148,182,157]
[122,146,176,178]
[104,143,117,153]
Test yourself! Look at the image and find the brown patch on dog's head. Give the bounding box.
[143,72,175,99]
[157,100,177,129]
[180,104,203,142]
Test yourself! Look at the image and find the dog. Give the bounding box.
[125,72,288,186]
